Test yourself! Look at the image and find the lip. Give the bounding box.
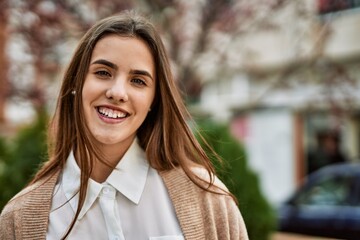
[96,104,129,114]
[95,104,130,124]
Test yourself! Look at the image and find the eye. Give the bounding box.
[131,78,146,86]
[95,70,111,78]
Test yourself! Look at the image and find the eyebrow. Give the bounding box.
[91,59,118,70]
[130,69,154,82]
[91,59,154,82]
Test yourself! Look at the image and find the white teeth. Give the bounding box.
[98,107,127,119]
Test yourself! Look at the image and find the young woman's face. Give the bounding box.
[82,35,155,153]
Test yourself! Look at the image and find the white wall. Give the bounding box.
[200,74,250,121]
[243,109,296,205]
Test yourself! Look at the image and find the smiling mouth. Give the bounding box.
[96,106,129,119]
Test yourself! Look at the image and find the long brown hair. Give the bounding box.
[32,10,222,239]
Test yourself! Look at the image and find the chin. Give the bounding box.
[95,136,123,145]
[93,133,134,146]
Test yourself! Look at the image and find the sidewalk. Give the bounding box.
[271,232,340,240]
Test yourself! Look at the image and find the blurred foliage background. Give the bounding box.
[0,111,47,209]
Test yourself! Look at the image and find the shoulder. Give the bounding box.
[160,167,248,239]
[1,171,60,219]
[1,172,60,239]
[1,182,40,217]
[160,166,228,193]
[0,182,40,240]
[191,166,228,191]
[160,167,237,218]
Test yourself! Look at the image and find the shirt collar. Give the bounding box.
[106,138,149,204]
[61,138,149,219]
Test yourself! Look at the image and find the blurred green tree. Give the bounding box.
[0,111,48,210]
[195,119,276,240]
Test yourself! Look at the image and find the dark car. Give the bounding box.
[277,163,360,240]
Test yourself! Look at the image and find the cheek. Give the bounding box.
[82,80,90,104]
[81,87,97,120]
[143,95,155,113]
[134,90,155,110]
[146,88,156,107]
[82,78,101,106]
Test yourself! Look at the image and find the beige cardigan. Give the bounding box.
[0,168,248,240]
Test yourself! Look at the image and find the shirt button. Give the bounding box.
[103,188,110,194]
[113,236,120,240]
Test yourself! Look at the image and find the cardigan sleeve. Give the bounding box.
[200,184,249,240]
[190,167,248,239]
[160,167,249,240]
[0,210,16,240]
[0,172,59,240]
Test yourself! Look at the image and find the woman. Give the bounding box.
[0,11,248,240]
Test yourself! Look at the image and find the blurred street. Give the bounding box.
[272,232,339,240]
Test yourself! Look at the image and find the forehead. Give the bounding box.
[91,35,152,60]
[90,35,155,74]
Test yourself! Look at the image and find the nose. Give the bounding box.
[105,78,129,102]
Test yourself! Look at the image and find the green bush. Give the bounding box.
[195,119,276,240]
[0,112,48,210]
[0,136,9,183]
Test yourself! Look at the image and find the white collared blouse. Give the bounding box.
[46,139,184,240]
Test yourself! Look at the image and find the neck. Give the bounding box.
[91,161,115,183]
[76,137,135,183]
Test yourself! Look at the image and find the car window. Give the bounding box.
[295,175,355,206]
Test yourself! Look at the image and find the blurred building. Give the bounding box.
[198,0,360,205]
